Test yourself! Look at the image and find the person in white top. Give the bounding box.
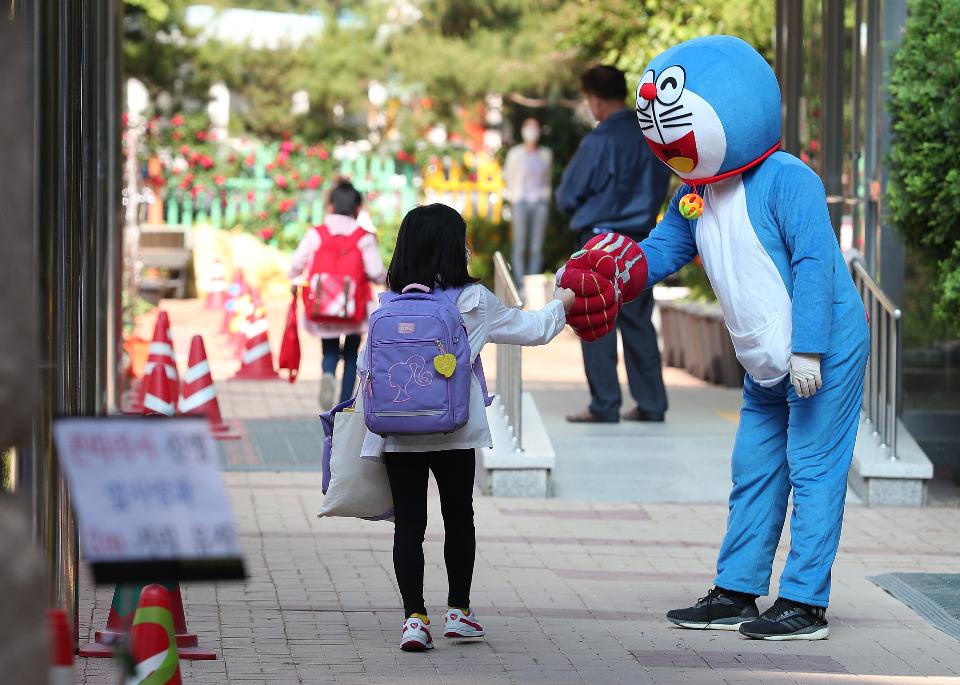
[358,203,574,651]
[289,181,386,408]
[502,118,553,284]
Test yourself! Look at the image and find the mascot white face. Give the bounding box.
[635,36,783,185]
[635,67,727,181]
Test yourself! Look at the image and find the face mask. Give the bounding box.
[521,126,540,144]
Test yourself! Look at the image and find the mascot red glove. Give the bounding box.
[556,233,648,342]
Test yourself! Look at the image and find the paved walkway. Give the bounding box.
[75,297,960,684]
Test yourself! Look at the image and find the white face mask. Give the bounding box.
[521,126,541,144]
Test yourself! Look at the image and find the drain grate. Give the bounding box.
[869,573,960,640]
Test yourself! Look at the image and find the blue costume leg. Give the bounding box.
[714,376,791,596]
[778,346,867,607]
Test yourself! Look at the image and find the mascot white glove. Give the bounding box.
[789,353,822,399]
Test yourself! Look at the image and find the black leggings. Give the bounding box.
[383,449,476,618]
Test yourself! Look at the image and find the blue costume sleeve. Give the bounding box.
[555,135,611,215]
[771,164,835,354]
[638,187,698,287]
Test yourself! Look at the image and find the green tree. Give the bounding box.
[888,0,960,331]
[124,0,210,103]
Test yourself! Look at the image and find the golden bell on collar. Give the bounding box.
[679,191,704,219]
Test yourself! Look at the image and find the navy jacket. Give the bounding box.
[555,109,672,235]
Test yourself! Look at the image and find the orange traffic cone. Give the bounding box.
[80,583,216,660]
[180,335,240,439]
[125,585,182,684]
[204,259,227,310]
[231,306,279,380]
[134,311,180,412]
[48,609,74,685]
[142,364,176,417]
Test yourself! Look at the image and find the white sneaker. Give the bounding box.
[319,373,336,410]
[400,617,434,651]
[443,608,485,638]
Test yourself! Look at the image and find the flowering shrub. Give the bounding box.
[136,113,420,253]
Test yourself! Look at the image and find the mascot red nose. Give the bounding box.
[556,232,648,342]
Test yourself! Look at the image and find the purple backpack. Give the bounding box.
[362,284,490,436]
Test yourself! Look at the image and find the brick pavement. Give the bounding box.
[77,471,960,684]
[76,298,960,683]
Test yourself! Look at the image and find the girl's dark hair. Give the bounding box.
[328,179,362,216]
[386,204,479,293]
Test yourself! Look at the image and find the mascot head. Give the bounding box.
[636,35,781,185]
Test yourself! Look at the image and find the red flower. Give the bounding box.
[247,190,256,201]
[281,130,292,140]
[179,145,191,156]
[196,130,208,142]
[190,185,202,198]
[278,199,296,213]
[183,173,195,184]
[290,170,300,180]
[172,130,183,141]
[274,174,288,188]
[171,167,182,176]
[179,179,190,190]
[298,181,307,190]
[317,147,329,161]
[227,154,237,163]
[307,175,322,189]
[214,175,226,186]
[121,112,128,128]
[280,141,294,154]
[245,153,256,167]
[266,162,275,171]
[257,210,268,220]
[277,152,289,166]
[258,227,275,242]
[199,155,214,169]
[171,114,185,127]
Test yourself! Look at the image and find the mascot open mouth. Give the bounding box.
[647,130,699,174]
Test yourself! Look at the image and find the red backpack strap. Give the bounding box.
[314,224,331,241]
[345,226,369,247]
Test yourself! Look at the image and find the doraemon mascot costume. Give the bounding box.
[557,36,869,640]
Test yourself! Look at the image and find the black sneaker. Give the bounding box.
[738,597,830,641]
[666,587,760,630]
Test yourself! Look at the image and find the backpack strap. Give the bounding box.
[345,226,368,248]
[440,287,494,408]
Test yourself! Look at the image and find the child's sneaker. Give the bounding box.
[443,608,485,638]
[400,615,434,651]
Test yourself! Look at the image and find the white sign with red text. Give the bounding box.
[53,417,242,565]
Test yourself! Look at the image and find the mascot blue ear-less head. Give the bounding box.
[636,35,781,188]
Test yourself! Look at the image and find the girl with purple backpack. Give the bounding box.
[359,203,574,651]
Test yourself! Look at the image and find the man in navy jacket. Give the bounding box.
[556,65,672,423]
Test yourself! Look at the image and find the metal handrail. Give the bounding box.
[492,252,523,451]
[852,260,902,460]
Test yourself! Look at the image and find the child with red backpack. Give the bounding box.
[289,180,386,408]
[358,203,575,651]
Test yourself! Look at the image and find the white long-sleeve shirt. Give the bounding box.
[288,214,387,337]
[359,283,566,454]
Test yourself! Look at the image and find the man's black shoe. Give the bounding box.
[666,587,759,630]
[738,597,830,641]
[622,407,665,422]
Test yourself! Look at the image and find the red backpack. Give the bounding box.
[302,224,370,324]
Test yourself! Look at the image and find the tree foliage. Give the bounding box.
[888,0,960,331]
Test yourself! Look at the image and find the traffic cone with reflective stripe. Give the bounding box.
[180,335,240,439]
[80,582,216,660]
[124,584,182,685]
[204,259,227,310]
[135,311,179,412]
[48,609,74,685]
[142,364,177,417]
[231,306,279,380]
